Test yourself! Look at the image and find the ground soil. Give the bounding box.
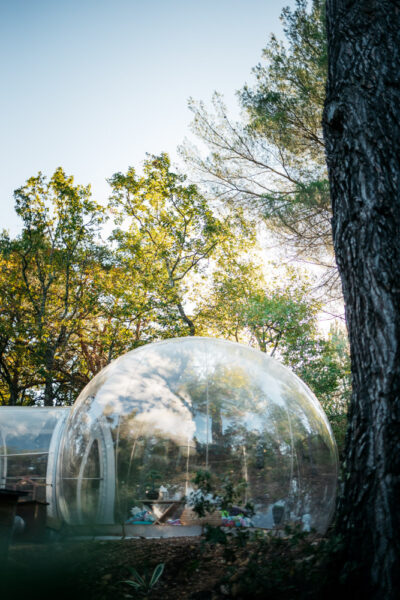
[3,531,338,600]
[4,537,238,600]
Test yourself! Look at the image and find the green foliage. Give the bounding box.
[199,522,345,600]
[121,563,165,596]
[283,325,350,454]
[189,469,253,520]
[0,245,38,405]
[197,251,320,353]
[242,279,319,355]
[218,477,252,515]
[0,154,350,427]
[241,0,326,162]
[0,169,107,405]
[0,158,252,404]
[182,1,333,271]
[144,469,162,492]
[189,470,217,518]
[221,528,331,599]
[179,0,350,432]
[193,469,213,495]
[108,153,252,338]
[195,253,350,433]
[0,166,163,405]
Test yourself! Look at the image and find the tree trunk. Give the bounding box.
[176,300,196,336]
[323,1,400,598]
[8,385,19,406]
[43,346,55,406]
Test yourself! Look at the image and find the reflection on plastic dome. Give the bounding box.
[58,337,338,532]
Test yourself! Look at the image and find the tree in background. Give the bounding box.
[181,1,339,297]
[197,251,349,443]
[197,254,317,351]
[324,0,400,596]
[0,154,349,431]
[75,257,156,380]
[108,153,253,337]
[0,248,39,404]
[179,0,349,448]
[0,167,162,405]
[284,325,350,453]
[1,168,106,405]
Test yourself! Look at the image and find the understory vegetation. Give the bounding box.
[6,530,346,600]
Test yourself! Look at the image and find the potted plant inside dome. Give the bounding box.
[144,470,162,500]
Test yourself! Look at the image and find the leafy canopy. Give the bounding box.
[181,1,333,281]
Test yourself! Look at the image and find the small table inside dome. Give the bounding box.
[139,499,185,525]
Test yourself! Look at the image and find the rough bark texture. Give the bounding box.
[323,1,400,597]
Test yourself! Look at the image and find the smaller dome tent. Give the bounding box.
[57,337,338,532]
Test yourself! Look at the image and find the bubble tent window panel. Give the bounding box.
[57,337,338,532]
[0,406,69,516]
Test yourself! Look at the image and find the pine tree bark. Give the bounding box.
[323,1,400,597]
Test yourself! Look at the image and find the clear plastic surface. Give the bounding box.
[58,338,338,531]
[0,407,69,503]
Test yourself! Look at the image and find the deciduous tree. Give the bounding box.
[0,246,39,405]
[181,2,335,284]
[109,153,252,337]
[6,168,106,405]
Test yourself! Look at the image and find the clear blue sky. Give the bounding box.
[1,0,294,234]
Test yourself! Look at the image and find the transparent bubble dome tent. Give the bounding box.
[0,338,338,534]
[58,337,338,533]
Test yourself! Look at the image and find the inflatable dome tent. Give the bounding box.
[0,337,338,534]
